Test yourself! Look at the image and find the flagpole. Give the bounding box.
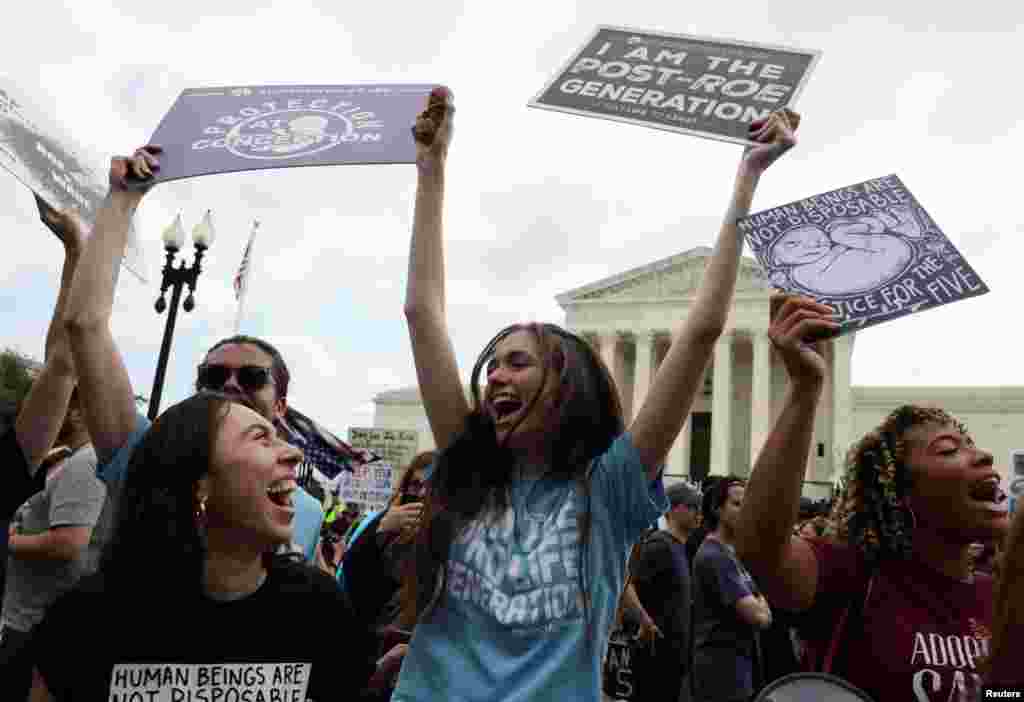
[234,220,259,334]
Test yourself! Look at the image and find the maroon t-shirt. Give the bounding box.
[802,539,993,702]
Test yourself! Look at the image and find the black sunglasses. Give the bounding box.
[197,364,274,392]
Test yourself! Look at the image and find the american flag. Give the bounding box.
[234,221,258,301]
[277,406,379,481]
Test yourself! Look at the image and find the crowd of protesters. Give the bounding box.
[0,87,1021,702]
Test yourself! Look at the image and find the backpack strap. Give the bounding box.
[614,528,662,626]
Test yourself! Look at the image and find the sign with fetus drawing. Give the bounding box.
[739,175,989,334]
[146,84,433,182]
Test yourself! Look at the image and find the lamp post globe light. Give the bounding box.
[148,210,215,421]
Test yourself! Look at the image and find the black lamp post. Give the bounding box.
[148,211,215,421]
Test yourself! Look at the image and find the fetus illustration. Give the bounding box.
[769,207,926,297]
[270,115,333,155]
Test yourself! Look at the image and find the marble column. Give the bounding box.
[831,334,854,485]
[749,331,772,467]
[665,329,689,477]
[709,334,734,476]
[632,331,655,422]
[599,332,626,410]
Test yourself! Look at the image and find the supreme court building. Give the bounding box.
[374,248,1024,498]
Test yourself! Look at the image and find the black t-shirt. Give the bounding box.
[34,560,377,701]
[0,427,46,601]
[633,530,692,668]
[630,530,693,700]
[692,537,760,699]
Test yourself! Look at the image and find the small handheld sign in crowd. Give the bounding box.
[146,84,433,183]
[1010,451,1024,510]
[336,462,394,512]
[0,80,148,282]
[529,26,820,145]
[348,427,419,474]
[740,175,988,335]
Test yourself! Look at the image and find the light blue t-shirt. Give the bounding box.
[291,486,325,564]
[391,432,667,702]
[96,413,151,487]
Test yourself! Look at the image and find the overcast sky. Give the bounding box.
[1,0,1020,439]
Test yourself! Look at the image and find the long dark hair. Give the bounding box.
[400,323,623,630]
[100,391,292,594]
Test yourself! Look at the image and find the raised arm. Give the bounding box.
[403,88,470,452]
[733,295,836,612]
[629,109,799,478]
[14,199,84,473]
[63,146,161,463]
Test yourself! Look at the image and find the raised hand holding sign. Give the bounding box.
[413,87,454,175]
[741,107,799,175]
[34,193,85,255]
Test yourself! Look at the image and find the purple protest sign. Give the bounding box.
[148,84,433,182]
[739,175,989,334]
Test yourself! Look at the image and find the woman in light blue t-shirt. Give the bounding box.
[392,87,804,702]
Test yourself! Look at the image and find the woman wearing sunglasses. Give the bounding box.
[389,88,801,702]
[29,392,405,700]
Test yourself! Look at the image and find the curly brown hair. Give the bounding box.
[824,404,970,566]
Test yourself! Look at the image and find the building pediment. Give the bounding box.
[556,247,769,306]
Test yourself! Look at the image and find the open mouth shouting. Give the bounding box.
[490,394,524,425]
[967,474,1008,513]
[266,478,297,514]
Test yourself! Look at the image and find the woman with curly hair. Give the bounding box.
[734,295,1009,702]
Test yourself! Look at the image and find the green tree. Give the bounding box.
[0,349,37,431]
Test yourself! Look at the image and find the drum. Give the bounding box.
[754,673,875,702]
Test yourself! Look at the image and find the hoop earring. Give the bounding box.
[195,496,208,528]
[903,499,917,531]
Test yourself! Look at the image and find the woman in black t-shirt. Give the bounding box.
[31,392,397,700]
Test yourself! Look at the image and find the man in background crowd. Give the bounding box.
[625,482,703,701]
[693,477,772,702]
